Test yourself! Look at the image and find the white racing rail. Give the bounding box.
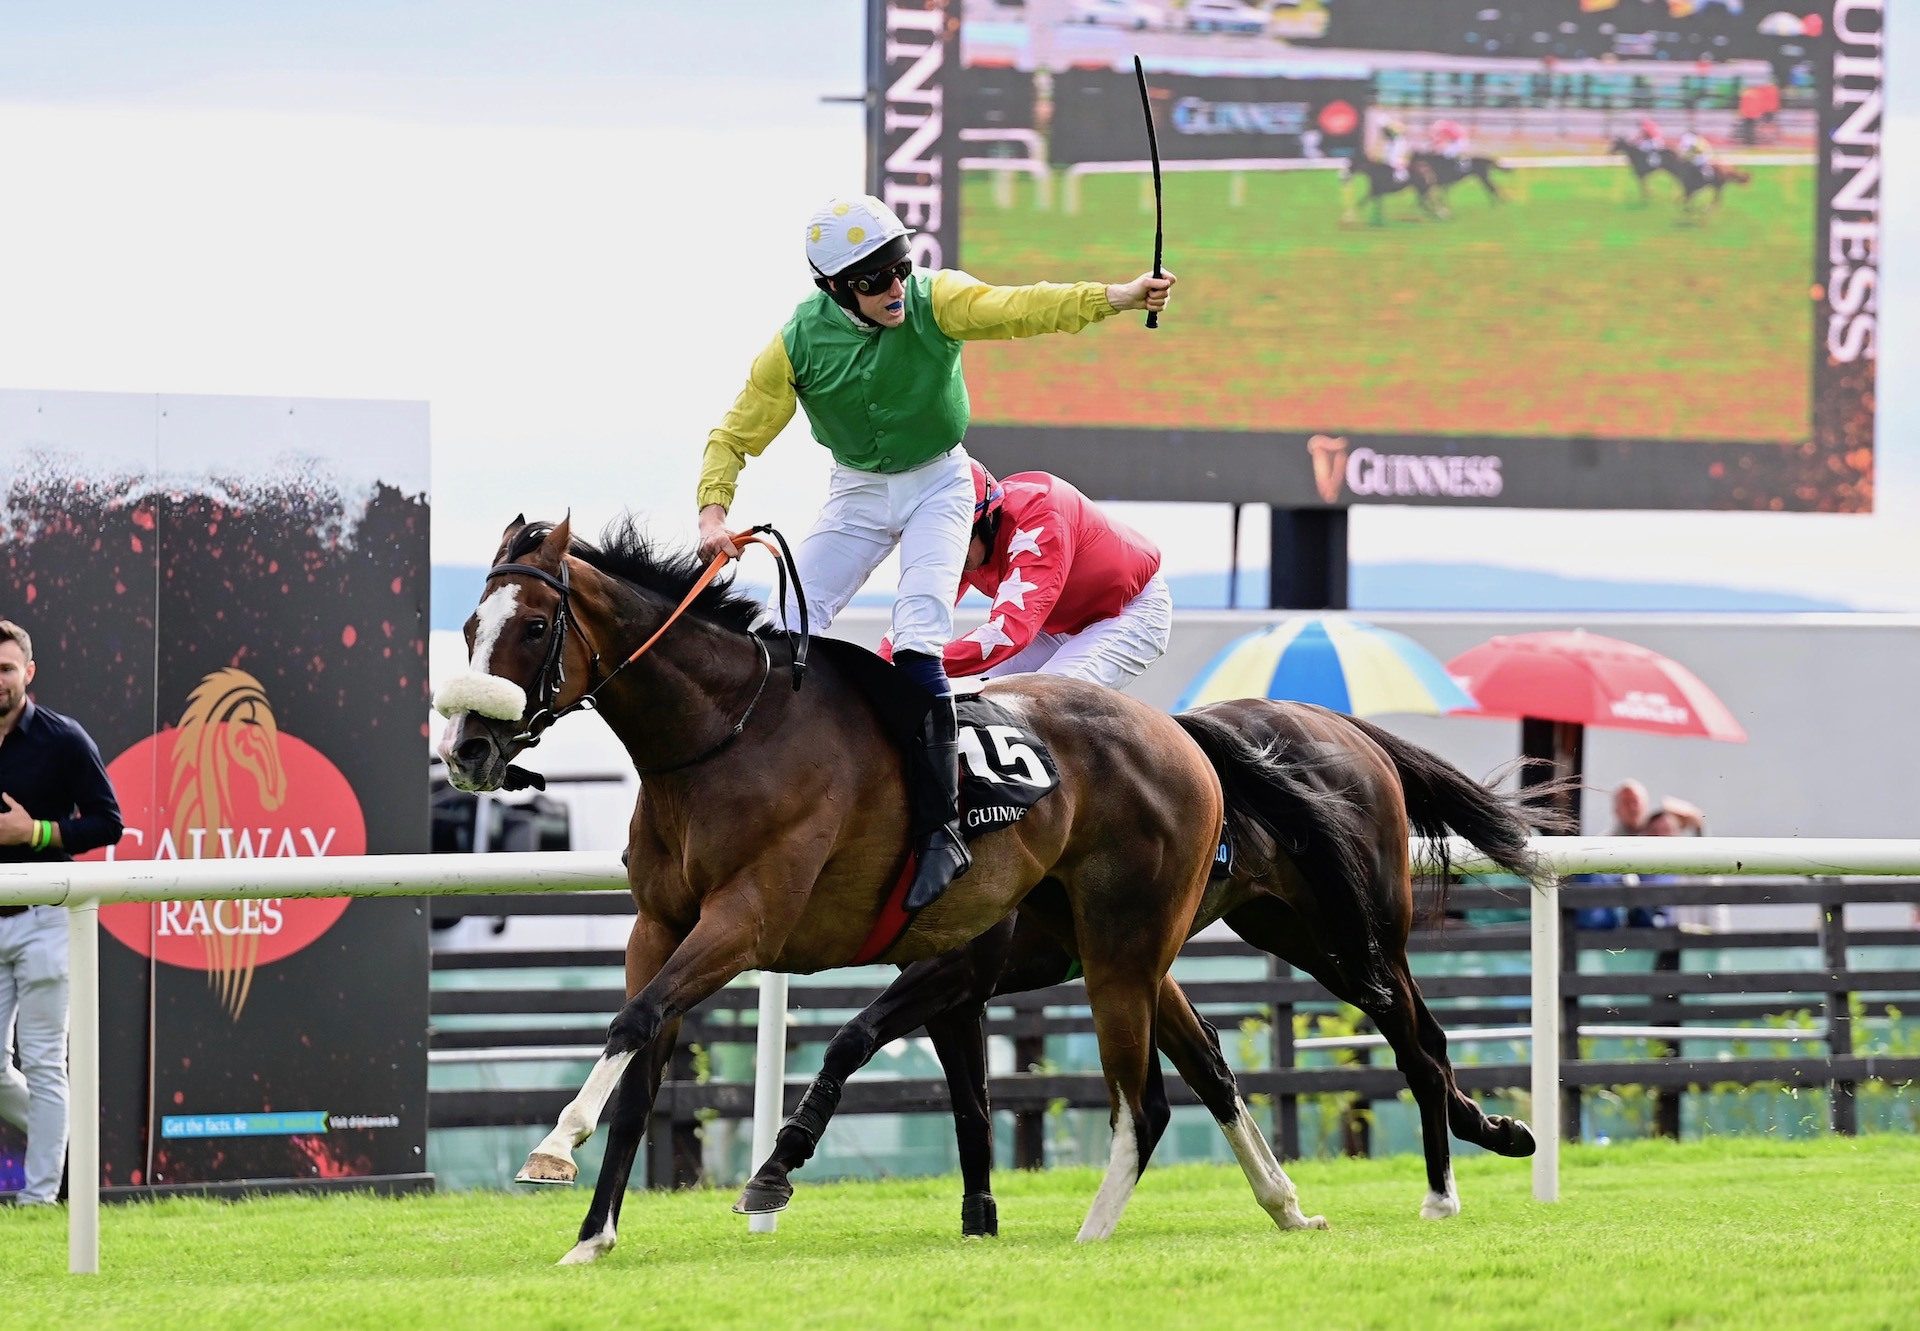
[6,836,1920,1274]
[1016,153,1821,214]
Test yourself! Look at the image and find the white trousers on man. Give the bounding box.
[0,905,69,1204]
[980,571,1173,690]
[781,446,975,658]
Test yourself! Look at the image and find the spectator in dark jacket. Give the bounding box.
[0,619,124,1205]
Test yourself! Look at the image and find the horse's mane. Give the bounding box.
[507,516,765,636]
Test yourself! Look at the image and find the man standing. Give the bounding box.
[0,619,123,1206]
[695,194,1173,910]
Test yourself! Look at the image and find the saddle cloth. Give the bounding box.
[954,694,1059,840]
[849,694,1059,964]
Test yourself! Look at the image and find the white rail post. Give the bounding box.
[746,970,788,1234]
[67,899,101,1274]
[1530,877,1561,1202]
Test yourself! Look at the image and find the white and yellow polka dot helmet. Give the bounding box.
[805,195,913,278]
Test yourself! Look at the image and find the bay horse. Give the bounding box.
[1341,153,1442,226]
[735,698,1557,1235]
[434,516,1327,1263]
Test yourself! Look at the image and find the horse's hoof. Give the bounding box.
[961,1192,998,1238]
[1505,1117,1538,1158]
[1420,1193,1462,1220]
[732,1176,793,1215]
[557,1231,615,1266]
[516,1151,578,1185]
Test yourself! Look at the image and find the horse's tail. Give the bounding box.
[1343,716,1563,909]
[1729,168,1753,186]
[1175,709,1395,1003]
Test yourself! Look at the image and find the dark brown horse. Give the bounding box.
[1610,136,1672,206]
[1415,151,1511,216]
[434,516,1324,1263]
[1341,153,1443,226]
[736,698,1556,1234]
[1610,137,1751,213]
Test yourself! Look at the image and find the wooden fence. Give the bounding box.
[427,877,1920,1187]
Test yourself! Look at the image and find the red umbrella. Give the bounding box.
[1446,630,1747,831]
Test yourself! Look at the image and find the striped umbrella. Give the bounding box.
[1175,616,1478,716]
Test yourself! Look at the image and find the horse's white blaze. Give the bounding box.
[529,1050,636,1167]
[1420,1166,1461,1220]
[432,585,530,721]
[1222,1097,1327,1231]
[1075,1113,1140,1243]
[558,1218,616,1266]
[469,584,521,674]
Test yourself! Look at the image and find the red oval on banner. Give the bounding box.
[81,726,367,970]
[1318,100,1358,137]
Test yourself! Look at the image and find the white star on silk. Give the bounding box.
[965,615,1016,659]
[992,568,1039,611]
[1006,525,1046,560]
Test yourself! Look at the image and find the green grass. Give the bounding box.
[959,163,1814,444]
[9,1136,1917,1329]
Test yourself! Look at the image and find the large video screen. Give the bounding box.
[868,0,1881,511]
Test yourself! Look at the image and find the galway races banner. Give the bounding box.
[0,390,430,1194]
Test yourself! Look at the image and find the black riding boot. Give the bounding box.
[904,696,972,912]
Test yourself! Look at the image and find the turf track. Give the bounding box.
[10,1135,1916,1329]
[960,163,1813,445]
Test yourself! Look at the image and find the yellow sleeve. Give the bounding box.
[698,334,799,511]
[929,269,1118,342]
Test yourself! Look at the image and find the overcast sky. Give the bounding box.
[2,1,1914,609]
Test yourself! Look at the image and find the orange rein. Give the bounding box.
[597,528,781,675]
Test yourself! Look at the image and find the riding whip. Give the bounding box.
[1132,55,1164,330]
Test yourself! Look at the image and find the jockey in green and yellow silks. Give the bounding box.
[694,194,1175,912]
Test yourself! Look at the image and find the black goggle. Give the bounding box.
[843,259,913,296]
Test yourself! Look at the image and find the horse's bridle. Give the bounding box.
[483,524,808,783]
[481,557,593,752]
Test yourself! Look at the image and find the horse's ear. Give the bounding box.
[491,513,530,565]
[539,513,573,564]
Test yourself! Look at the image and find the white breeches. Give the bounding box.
[780,447,974,658]
[982,571,1174,690]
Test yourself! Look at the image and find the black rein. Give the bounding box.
[482,525,807,783]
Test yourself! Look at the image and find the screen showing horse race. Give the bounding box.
[868,0,1881,512]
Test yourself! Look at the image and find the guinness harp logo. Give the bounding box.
[1309,434,1349,504]
[91,669,367,1022]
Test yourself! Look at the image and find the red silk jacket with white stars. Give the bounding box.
[947,471,1162,676]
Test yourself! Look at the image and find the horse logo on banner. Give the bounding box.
[88,668,367,1021]
[1309,434,1349,504]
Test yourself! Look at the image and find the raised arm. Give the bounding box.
[929,270,1175,342]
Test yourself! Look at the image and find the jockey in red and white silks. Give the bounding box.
[1428,118,1468,159]
[884,464,1172,692]
[694,193,1175,910]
